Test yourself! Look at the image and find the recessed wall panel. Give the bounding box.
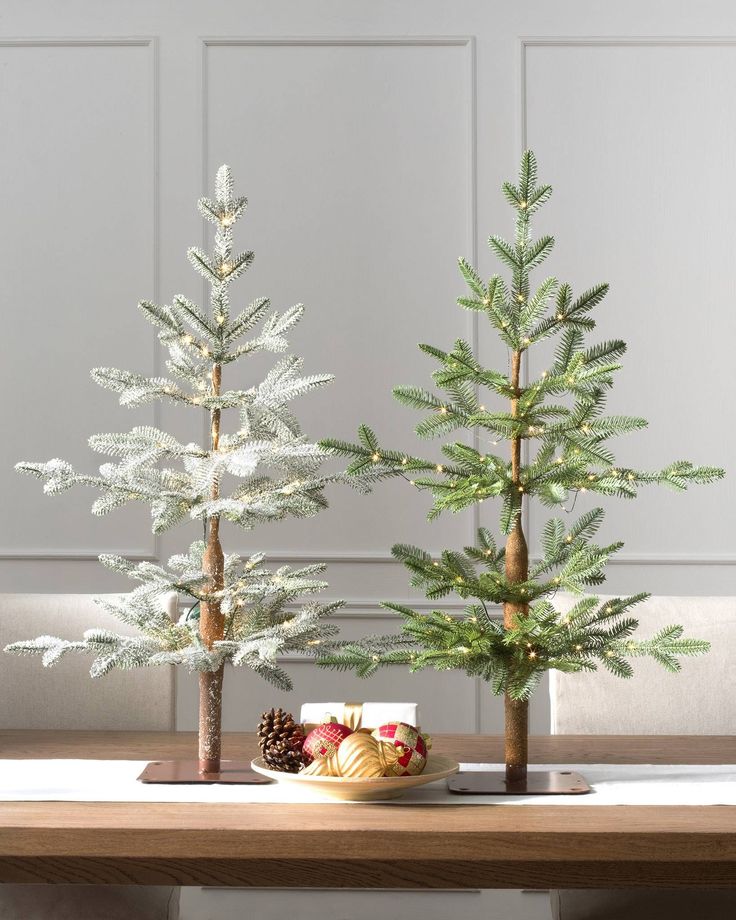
[204,40,474,557]
[0,42,156,557]
[524,42,736,563]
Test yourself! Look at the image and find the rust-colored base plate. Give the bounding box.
[447,770,591,795]
[137,760,272,785]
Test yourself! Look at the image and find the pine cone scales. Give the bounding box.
[257,707,306,773]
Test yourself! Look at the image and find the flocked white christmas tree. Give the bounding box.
[6,166,354,773]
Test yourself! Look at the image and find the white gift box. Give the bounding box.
[300,702,419,731]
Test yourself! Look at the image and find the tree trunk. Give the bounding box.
[504,349,529,783]
[504,693,529,783]
[198,664,224,772]
[198,364,225,774]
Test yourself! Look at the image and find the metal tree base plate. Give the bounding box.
[137,760,272,785]
[447,770,591,795]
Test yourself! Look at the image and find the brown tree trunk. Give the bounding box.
[198,363,226,774]
[504,349,529,783]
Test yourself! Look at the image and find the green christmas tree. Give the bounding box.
[6,166,354,773]
[319,151,724,784]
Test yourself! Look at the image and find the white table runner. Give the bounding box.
[1,761,735,805]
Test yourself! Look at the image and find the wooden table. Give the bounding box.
[1,732,735,888]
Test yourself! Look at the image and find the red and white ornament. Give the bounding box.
[371,721,430,776]
[302,720,353,763]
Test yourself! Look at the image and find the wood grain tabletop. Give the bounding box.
[1,731,734,889]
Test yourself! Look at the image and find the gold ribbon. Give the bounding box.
[302,703,422,734]
[303,702,365,733]
[342,701,363,731]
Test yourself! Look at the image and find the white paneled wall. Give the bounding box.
[1,2,734,742]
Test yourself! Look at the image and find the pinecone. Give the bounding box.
[257,707,306,773]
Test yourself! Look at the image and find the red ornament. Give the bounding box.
[371,721,429,776]
[302,721,353,763]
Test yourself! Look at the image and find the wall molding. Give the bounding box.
[3,549,732,566]
[0,550,158,562]
[0,36,160,562]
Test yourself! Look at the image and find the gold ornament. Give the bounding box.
[301,731,400,778]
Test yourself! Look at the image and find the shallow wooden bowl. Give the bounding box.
[250,754,460,801]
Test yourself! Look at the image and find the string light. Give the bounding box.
[479,405,486,411]
[439,406,448,415]
[517,293,525,303]
[627,473,635,481]
[220,261,233,276]
[517,485,524,492]
[216,314,225,325]
[523,337,531,345]
[483,297,491,306]
[371,452,381,462]
[528,650,537,659]
[401,457,408,465]
[201,346,210,357]
[520,200,527,209]
[181,334,194,345]
[556,313,564,321]
[565,535,572,543]
[220,213,235,227]
[436,464,444,473]
[432,561,440,567]
[575,644,583,651]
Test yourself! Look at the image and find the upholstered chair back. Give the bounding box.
[0,593,177,730]
[549,594,735,735]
